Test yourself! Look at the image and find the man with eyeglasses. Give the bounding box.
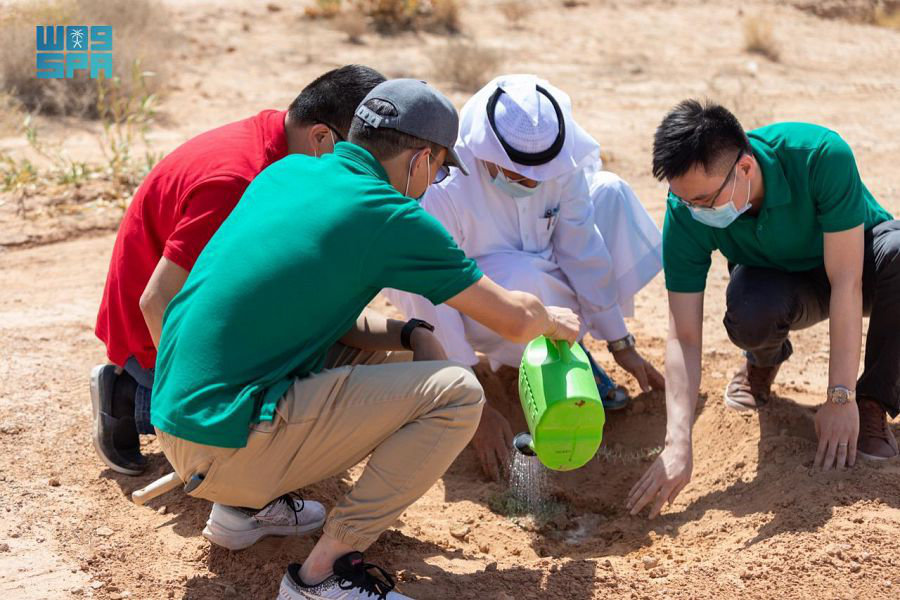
[627,99,899,519]
[149,79,582,599]
[385,75,665,480]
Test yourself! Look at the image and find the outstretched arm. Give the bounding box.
[444,275,580,345]
[627,290,704,518]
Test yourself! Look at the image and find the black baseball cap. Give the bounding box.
[354,79,469,175]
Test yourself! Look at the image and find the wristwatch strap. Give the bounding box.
[401,318,435,350]
[607,333,635,353]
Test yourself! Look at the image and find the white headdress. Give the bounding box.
[456,74,600,181]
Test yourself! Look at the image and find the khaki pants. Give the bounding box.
[156,344,484,550]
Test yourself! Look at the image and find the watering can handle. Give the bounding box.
[556,339,575,363]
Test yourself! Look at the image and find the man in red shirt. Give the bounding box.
[92,65,386,480]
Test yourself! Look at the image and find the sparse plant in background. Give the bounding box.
[430,39,500,92]
[310,0,461,34]
[498,0,533,28]
[743,13,781,62]
[95,61,161,204]
[428,0,462,33]
[0,60,160,217]
[0,0,173,119]
[874,5,900,29]
[306,0,343,18]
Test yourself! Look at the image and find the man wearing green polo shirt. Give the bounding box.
[627,100,899,519]
[151,79,580,599]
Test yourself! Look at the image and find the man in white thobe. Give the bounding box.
[385,75,665,479]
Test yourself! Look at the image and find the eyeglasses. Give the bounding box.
[433,164,450,185]
[670,152,742,210]
[317,121,345,142]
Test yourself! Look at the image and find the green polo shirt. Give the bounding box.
[662,122,893,293]
[150,143,483,448]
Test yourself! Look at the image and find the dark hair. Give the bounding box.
[287,65,386,137]
[651,99,751,181]
[348,98,443,161]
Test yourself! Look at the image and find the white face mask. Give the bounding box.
[489,168,541,198]
[687,168,752,228]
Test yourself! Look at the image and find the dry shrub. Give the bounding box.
[0,0,172,118]
[498,0,533,27]
[305,0,343,18]
[430,40,500,92]
[792,0,900,23]
[743,14,780,62]
[316,0,461,34]
[429,0,462,34]
[359,0,418,32]
[874,5,900,29]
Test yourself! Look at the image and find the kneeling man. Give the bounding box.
[629,100,899,519]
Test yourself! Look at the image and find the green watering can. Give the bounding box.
[513,336,606,471]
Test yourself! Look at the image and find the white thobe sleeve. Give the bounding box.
[382,186,479,366]
[551,172,628,342]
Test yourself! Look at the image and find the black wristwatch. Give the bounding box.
[401,318,435,350]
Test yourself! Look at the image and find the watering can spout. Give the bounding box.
[513,432,536,457]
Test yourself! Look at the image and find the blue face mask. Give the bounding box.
[687,174,751,228]
[490,169,541,198]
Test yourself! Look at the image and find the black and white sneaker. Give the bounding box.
[278,552,412,599]
[203,494,326,551]
[90,364,147,475]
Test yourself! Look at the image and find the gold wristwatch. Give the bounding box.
[826,385,855,405]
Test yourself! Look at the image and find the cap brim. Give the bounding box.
[443,147,469,176]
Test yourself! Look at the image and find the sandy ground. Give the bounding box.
[1,1,900,598]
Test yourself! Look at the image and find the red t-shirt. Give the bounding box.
[95,109,289,369]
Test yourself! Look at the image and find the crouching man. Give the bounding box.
[628,100,899,519]
[151,79,581,599]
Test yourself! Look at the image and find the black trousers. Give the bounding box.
[723,220,900,417]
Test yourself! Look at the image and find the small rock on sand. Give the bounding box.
[642,555,659,569]
[96,526,114,537]
[449,525,470,540]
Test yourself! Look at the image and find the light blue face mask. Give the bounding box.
[490,169,541,198]
[687,173,751,228]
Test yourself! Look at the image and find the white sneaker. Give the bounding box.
[202,494,326,551]
[278,552,412,599]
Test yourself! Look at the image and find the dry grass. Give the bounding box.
[498,0,534,28]
[333,11,369,43]
[0,0,172,119]
[430,39,500,92]
[874,6,900,29]
[743,13,781,62]
[309,0,461,34]
[429,0,462,34]
[305,0,343,18]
